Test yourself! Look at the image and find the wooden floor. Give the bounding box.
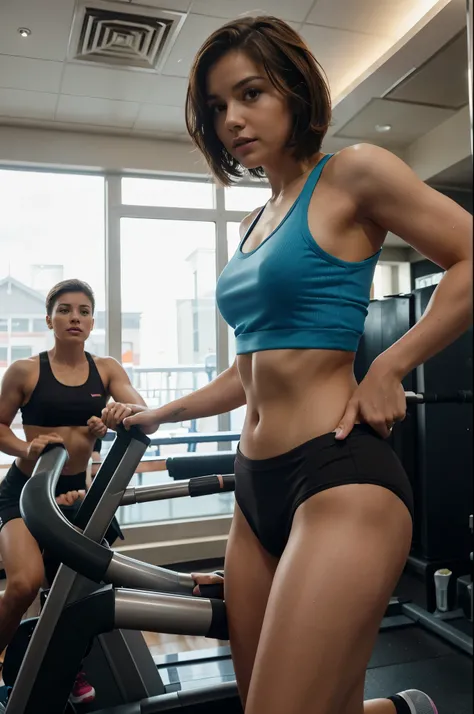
[142,631,227,656]
[0,633,227,688]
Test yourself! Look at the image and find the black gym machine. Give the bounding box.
[1,390,472,713]
[355,286,473,611]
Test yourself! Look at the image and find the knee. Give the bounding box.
[5,571,44,612]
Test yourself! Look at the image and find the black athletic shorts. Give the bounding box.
[234,424,414,558]
[0,462,123,547]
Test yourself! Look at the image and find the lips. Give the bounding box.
[232,137,257,150]
[233,141,258,158]
[67,328,82,333]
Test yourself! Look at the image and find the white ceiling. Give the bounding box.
[0,0,466,144]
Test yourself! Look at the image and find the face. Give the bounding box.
[206,50,293,170]
[47,292,94,343]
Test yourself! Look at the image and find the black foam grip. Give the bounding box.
[422,390,472,404]
[115,423,151,446]
[207,598,229,641]
[199,583,224,600]
[166,451,236,480]
[40,442,68,457]
[189,474,235,497]
[221,474,235,491]
[405,390,473,405]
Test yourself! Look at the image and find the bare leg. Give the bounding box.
[225,502,279,707]
[244,484,413,714]
[0,519,44,653]
[364,702,396,713]
[343,679,397,714]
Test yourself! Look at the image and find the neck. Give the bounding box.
[50,341,87,366]
[263,151,323,198]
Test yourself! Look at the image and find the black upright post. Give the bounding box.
[414,286,473,563]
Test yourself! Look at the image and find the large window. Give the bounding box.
[122,178,214,209]
[227,221,242,259]
[0,170,106,384]
[11,318,29,332]
[225,184,271,211]
[120,217,218,449]
[11,346,33,361]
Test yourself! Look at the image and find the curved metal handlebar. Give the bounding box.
[20,444,113,582]
[20,425,150,583]
[115,422,150,444]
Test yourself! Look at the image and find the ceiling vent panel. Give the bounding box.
[69,1,186,71]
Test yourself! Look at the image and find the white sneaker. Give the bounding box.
[397,690,438,714]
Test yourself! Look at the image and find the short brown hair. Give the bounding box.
[46,279,95,316]
[186,15,332,186]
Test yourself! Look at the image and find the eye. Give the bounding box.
[210,103,225,115]
[244,87,261,101]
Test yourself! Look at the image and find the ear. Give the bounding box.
[46,315,53,330]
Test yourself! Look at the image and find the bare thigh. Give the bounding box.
[0,518,44,605]
[245,484,413,714]
[225,502,279,706]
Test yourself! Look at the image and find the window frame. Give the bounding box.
[105,173,263,434]
[0,163,267,544]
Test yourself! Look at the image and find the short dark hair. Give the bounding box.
[46,279,95,316]
[186,15,332,186]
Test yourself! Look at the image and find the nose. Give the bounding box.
[224,100,245,133]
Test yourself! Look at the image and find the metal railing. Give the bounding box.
[127,363,217,453]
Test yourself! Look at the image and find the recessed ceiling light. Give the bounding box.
[375,124,392,133]
[18,27,31,38]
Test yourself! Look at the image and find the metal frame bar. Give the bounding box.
[401,602,473,656]
[105,174,123,360]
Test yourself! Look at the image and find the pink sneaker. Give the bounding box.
[70,671,96,704]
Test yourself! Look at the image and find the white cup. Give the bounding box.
[434,568,452,612]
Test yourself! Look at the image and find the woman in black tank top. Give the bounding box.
[0,278,149,703]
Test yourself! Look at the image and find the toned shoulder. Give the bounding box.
[240,206,263,240]
[1,355,38,389]
[330,144,401,183]
[95,355,125,375]
[95,355,117,370]
[9,355,38,379]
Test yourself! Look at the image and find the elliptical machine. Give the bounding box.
[4,425,240,714]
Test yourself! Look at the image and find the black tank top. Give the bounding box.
[21,352,107,427]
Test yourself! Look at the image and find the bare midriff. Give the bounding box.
[17,425,96,477]
[237,349,358,459]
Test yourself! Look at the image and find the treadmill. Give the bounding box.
[5,425,241,713]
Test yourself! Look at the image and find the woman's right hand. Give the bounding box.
[56,489,86,507]
[191,572,224,596]
[25,433,64,461]
[122,409,161,435]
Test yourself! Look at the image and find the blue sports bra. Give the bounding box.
[216,154,380,355]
